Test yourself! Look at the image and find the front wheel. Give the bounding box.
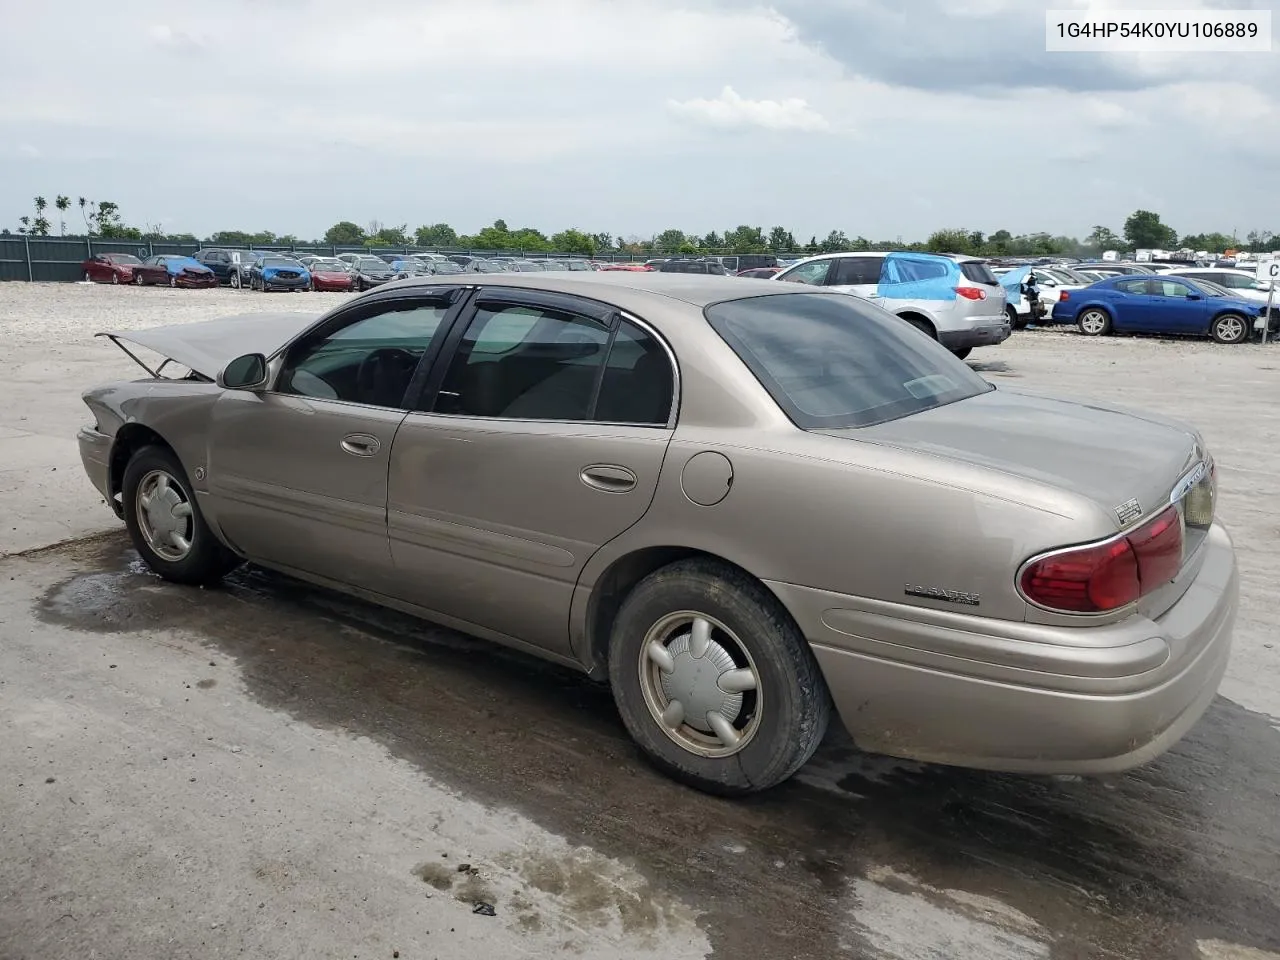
[230,272,241,289]
[121,445,243,585]
[168,275,177,288]
[1210,312,1248,344]
[1078,308,1111,336]
[607,559,831,795]
[134,273,144,286]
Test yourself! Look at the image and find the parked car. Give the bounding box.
[469,259,510,274]
[81,252,142,284]
[80,273,1238,795]
[389,259,431,279]
[428,261,465,275]
[248,256,312,292]
[1050,275,1267,343]
[563,260,595,271]
[774,251,1009,359]
[229,252,269,289]
[1074,263,1155,276]
[350,256,397,291]
[507,260,545,272]
[194,249,260,286]
[715,254,779,273]
[658,258,727,275]
[306,258,356,292]
[737,267,782,279]
[600,263,653,272]
[132,255,218,288]
[1164,267,1274,301]
[539,260,570,271]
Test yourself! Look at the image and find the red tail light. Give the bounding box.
[954,286,987,300]
[1059,290,1070,300]
[1019,506,1183,613]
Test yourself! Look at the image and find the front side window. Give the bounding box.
[279,301,448,407]
[706,293,992,430]
[1152,280,1192,298]
[778,260,832,285]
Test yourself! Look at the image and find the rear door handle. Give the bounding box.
[580,464,638,493]
[341,433,381,457]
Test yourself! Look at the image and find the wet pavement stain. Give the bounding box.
[33,535,1280,959]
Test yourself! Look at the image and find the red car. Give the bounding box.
[81,253,142,284]
[305,258,357,292]
[132,255,218,288]
[599,263,654,272]
[737,266,782,279]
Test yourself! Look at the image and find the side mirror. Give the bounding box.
[217,353,269,390]
[1185,293,1202,301]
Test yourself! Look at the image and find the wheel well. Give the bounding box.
[584,546,778,676]
[896,311,937,339]
[109,424,173,503]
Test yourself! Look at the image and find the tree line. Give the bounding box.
[4,196,1276,258]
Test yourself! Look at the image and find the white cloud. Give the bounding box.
[666,86,830,132]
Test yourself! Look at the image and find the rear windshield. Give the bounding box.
[958,261,999,285]
[705,293,993,429]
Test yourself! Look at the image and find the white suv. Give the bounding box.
[772,252,1010,358]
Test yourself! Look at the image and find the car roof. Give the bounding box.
[371,270,812,310]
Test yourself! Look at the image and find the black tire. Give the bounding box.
[950,347,972,360]
[230,271,241,289]
[607,558,831,795]
[168,275,177,288]
[1077,308,1111,336]
[1007,305,1027,331]
[121,445,242,586]
[1210,312,1248,344]
[82,270,92,283]
[901,315,935,339]
[134,273,144,286]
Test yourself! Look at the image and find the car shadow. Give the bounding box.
[35,536,1280,959]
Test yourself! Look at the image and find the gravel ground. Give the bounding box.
[1,281,1278,959]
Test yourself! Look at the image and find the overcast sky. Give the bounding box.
[2,0,1277,242]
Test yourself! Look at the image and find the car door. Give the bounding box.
[85,256,107,281]
[1144,278,1208,334]
[1105,278,1154,330]
[204,289,464,591]
[385,287,677,658]
[826,255,883,297]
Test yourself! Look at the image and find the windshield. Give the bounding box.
[432,262,463,274]
[262,257,298,267]
[395,261,427,272]
[540,261,567,270]
[105,254,142,265]
[311,260,346,270]
[475,260,507,272]
[705,293,993,430]
[357,258,388,269]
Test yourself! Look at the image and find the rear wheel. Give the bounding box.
[1078,309,1111,336]
[121,445,242,585]
[607,558,831,795]
[1210,312,1248,344]
[111,272,119,285]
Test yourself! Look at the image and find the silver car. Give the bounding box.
[774,251,1010,358]
[78,273,1237,794]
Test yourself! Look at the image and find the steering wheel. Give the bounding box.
[355,348,420,407]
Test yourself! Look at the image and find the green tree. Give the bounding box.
[1085,225,1122,252]
[988,229,1012,255]
[925,228,974,255]
[653,229,687,254]
[725,225,766,253]
[819,230,849,253]
[1181,231,1235,253]
[28,196,51,236]
[804,235,819,254]
[701,230,723,250]
[767,226,793,252]
[415,223,458,247]
[550,228,597,255]
[369,223,409,246]
[323,221,365,245]
[55,195,70,235]
[1123,210,1177,249]
[591,232,614,251]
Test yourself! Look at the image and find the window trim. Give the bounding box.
[409,287,680,429]
[265,287,471,411]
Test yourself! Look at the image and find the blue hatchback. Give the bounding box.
[1051,275,1267,344]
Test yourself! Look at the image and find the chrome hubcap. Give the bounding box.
[1081,311,1106,334]
[638,611,762,758]
[1217,317,1243,341]
[135,470,193,561]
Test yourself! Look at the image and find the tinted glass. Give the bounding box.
[1115,279,1148,295]
[431,262,463,274]
[1153,280,1192,297]
[1212,273,1253,288]
[475,260,507,273]
[705,293,992,429]
[830,257,882,286]
[280,303,447,407]
[432,304,610,420]
[958,261,1000,285]
[594,320,674,425]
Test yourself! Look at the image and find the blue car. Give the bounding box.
[247,255,312,292]
[1051,274,1267,344]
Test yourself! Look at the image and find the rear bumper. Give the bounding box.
[768,522,1238,773]
[939,322,1011,350]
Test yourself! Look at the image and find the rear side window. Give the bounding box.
[830,257,882,286]
[706,293,992,429]
[1115,279,1148,295]
[958,261,999,285]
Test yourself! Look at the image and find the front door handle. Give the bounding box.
[341,433,381,457]
[581,464,638,493]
